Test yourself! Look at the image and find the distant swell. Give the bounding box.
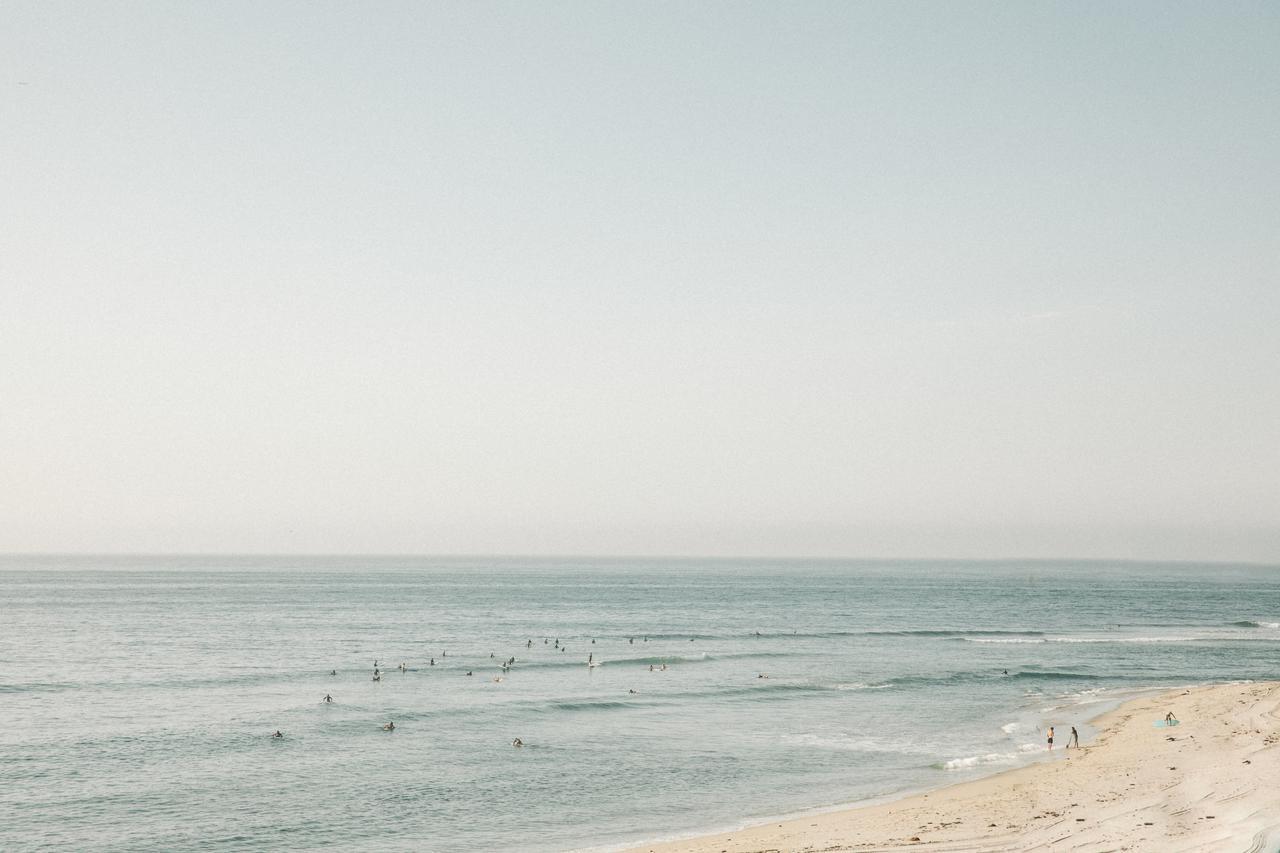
[1012,670,1102,681]
[863,629,1045,638]
[868,669,1103,691]
[548,700,640,712]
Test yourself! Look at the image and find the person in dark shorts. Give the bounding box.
[1047,726,1054,750]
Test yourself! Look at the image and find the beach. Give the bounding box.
[630,681,1280,853]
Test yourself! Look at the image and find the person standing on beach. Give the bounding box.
[1067,726,1079,748]
[1047,726,1054,750]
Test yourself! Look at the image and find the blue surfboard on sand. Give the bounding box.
[1153,719,1180,727]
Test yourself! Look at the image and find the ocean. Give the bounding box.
[3,556,1278,852]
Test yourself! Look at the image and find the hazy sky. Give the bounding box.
[2,2,1277,560]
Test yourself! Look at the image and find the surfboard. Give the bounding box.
[1153,719,1180,727]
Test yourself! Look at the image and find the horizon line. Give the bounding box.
[1,551,1277,568]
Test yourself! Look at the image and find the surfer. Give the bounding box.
[1068,726,1079,748]
[512,738,523,747]
[383,722,395,731]
[323,694,333,703]
[329,669,337,676]
[466,670,473,676]
[588,653,593,664]
[272,730,283,738]
[1047,726,1054,750]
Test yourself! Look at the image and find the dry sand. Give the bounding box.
[628,681,1280,853]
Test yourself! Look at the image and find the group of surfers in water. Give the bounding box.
[269,643,661,741]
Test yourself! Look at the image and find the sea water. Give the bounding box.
[2,556,1278,852]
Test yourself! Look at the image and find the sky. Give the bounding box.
[1,1,1277,561]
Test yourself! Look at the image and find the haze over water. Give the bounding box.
[4,555,1279,852]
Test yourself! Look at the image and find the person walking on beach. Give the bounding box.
[1047,726,1054,750]
[1067,726,1079,748]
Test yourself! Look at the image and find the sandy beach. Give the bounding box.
[630,681,1280,853]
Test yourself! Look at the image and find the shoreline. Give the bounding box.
[623,681,1280,853]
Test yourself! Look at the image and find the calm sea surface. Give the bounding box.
[3,556,1278,851]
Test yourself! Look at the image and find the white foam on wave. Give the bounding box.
[1000,722,1021,734]
[784,732,935,756]
[941,741,1046,770]
[1049,636,1196,644]
[941,751,1020,770]
[966,633,1279,645]
[968,635,1202,644]
[965,637,1045,644]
